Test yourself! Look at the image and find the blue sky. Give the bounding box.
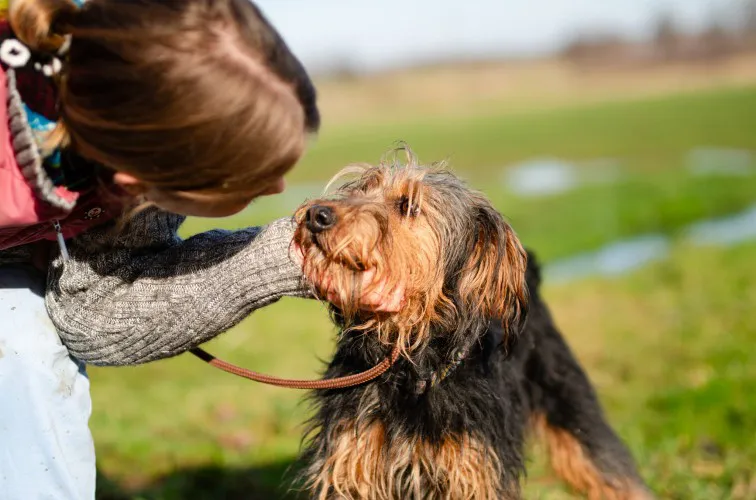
[256,0,733,73]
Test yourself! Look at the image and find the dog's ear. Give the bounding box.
[457,195,528,338]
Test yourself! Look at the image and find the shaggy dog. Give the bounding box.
[293,150,652,500]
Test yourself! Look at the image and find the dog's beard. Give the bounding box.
[300,238,447,361]
[301,240,388,321]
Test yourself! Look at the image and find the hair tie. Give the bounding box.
[57,34,72,55]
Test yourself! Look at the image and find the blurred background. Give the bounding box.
[94,1,756,498]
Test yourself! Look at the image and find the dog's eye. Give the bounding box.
[397,196,420,217]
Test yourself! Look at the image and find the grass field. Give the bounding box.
[91,78,756,499]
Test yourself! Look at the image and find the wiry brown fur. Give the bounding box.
[293,146,651,499]
[532,415,653,500]
[308,420,504,500]
[456,191,528,340]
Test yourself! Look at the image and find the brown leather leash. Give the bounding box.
[190,345,401,390]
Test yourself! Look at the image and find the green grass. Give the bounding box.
[89,85,756,499]
[525,242,756,499]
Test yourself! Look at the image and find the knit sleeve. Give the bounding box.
[46,207,311,366]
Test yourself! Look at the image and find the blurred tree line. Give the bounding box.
[563,0,756,67]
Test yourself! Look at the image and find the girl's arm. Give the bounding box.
[46,207,310,366]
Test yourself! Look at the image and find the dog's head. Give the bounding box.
[294,148,528,355]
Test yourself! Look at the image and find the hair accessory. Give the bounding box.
[57,0,85,54]
[58,34,72,55]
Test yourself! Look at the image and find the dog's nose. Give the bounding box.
[306,205,336,233]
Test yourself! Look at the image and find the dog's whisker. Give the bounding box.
[324,163,373,194]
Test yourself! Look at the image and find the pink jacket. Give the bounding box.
[0,66,120,252]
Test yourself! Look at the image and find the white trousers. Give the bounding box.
[0,265,95,499]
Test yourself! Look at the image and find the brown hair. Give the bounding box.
[9,0,320,195]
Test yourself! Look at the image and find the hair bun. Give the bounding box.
[9,0,79,53]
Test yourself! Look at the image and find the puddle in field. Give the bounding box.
[502,148,754,198]
[545,235,671,283]
[503,159,579,196]
[498,148,755,282]
[544,203,756,283]
[686,148,753,177]
[685,204,756,247]
[501,158,622,197]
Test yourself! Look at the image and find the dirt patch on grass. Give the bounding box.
[315,53,756,126]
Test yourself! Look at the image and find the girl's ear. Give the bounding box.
[113,172,148,196]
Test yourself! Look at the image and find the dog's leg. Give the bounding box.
[522,257,653,500]
[525,317,653,500]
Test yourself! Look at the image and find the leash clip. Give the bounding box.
[53,220,70,261]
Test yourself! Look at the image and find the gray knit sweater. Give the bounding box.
[3,208,309,366]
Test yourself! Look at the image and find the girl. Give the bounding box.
[0,0,400,498]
